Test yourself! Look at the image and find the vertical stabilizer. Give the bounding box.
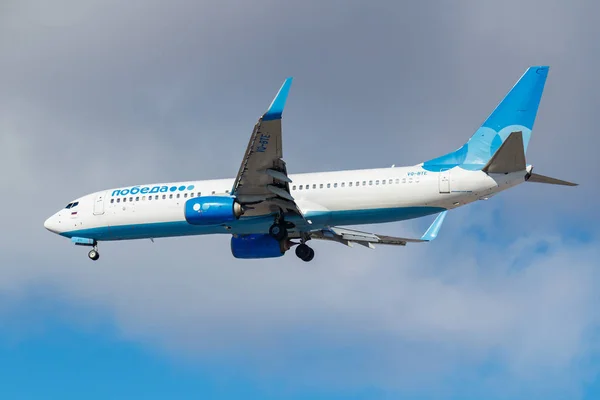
[422,66,549,172]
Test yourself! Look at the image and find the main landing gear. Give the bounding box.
[295,243,315,262]
[269,215,315,262]
[269,222,288,241]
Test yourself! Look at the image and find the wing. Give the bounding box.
[231,78,303,218]
[310,211,448,248]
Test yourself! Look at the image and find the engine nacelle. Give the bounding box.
[230,234,284,259]
[184,196,243,225]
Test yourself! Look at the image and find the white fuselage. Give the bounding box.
[44,165,527,241]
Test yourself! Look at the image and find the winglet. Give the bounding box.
[263,77,293,121]
[420,211,447,241]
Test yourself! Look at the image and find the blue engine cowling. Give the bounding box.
[231,234,284,259]
[185,196,243,225]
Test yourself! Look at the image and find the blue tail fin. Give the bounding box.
[422,66,549,172]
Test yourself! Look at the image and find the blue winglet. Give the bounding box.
[263,77,293,121]
[420,211,447,241]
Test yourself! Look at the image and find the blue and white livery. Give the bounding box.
[44,66,576,262]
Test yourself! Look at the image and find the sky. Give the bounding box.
[1,0,599,399]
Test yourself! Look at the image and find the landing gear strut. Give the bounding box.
[295,243,315,262]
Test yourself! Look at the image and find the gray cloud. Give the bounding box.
[1,0,599,398]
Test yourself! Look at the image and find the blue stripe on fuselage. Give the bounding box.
[60,206,446,241]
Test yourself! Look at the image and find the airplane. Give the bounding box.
[44,66,577,262]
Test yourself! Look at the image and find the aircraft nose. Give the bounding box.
[44,215,60,234]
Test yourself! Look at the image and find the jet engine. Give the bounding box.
[230,234,285,259]
[185,196,243,225]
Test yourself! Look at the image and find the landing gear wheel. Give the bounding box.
[295,243,314,262]
[305,247,315,262]
[88,249,100,261]
[269,223,288,241]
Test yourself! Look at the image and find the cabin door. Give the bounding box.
[439,170,451,193]
[93,191,107,215]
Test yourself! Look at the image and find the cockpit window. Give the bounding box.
[65,201,79,209]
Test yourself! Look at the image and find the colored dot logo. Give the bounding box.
[193,203,201,212]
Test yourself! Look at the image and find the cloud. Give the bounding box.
[1,0,599,398]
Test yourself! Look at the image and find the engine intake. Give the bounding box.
[185,196,243,225]
[231,234,284,259]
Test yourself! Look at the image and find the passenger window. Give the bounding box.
[362,181,366,186]
[369,180,373,186]
[110,199,114,204]
[211,191,215,195]
[319,184,323,189]
[341,182,345,187]
[177,194,180,198]
[334,183,338,188]
[382,180,386,185]
[169,194,173,199]
[402,178,406,183]
[154,195,159,200]
[292,185,297,190]
[162,195,166,199]
[117,198,121,203]
[123,198,127,202]
[130,197,133,202]
[184,193,188,198]
[389,179,392,184]
[299,185,303,190]
[327,183,331,188]
[312,184,316,189]
[375,180,379,185]
[349,182,352,187]
[136,196,139,201]
[197,192,201,197]
[306,185,310,190]
[142,196,146,200]
[395,178,400,184]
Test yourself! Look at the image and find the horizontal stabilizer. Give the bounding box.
[526,172,578,186]
[482,131,526,174]
[420,210,447,241]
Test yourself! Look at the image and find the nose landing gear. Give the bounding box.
[88,248,100,261]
